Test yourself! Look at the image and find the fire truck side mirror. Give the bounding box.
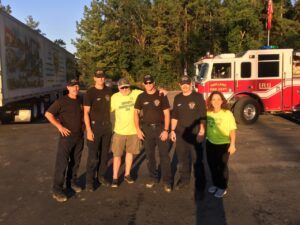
[194,75,203,83]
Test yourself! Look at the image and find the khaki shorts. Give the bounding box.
[111,133,141,157]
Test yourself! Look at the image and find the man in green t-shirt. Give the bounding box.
[110,78,143,187]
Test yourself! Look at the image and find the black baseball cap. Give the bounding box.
[67,79,79,86]
[94,70,105,78]
[180,75,191,85]
[143,74,154,83]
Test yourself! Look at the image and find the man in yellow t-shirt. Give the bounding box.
[110,78,143,187]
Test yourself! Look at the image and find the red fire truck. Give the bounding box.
[194,48,300,124]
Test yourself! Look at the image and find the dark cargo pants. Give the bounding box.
[86,122,112,185]
[53,134,84,194]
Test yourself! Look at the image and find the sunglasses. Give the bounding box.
[120,86,130,90]
[144,81,153,85]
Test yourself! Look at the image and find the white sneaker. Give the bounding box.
[214,188,227,198]
[208,186,217,194]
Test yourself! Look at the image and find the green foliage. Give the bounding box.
[0,0,11,14]
[54,39,66,48]
[25,15,45,35]
[74,0,300,89]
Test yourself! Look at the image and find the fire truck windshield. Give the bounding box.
[198,63,209,79]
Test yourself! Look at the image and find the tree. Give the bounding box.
[54,39,66,48]
[25,15,45,35]
[75,0,300,88]
[0,0,12,14]
[295,0,300,21]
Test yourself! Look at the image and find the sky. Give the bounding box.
[2,0,91,53]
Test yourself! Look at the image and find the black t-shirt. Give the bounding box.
[83,86,112,123]
[134,90,170,124]
[172,91,206,128]
[47,95,83,134]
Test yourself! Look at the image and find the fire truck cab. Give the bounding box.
[194,48,300,124]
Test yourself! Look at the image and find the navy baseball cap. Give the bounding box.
[180,76,191,85]
[94,70,105,78]
[143,74,154,83]
[67,79,79,86]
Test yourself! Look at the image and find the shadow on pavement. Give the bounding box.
[76,149,147,190]
[195,143,228,225]
[196,196,227,225]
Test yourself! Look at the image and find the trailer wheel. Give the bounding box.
[31,103,38,122]
[39,101,45,117]
[233,97,260,125]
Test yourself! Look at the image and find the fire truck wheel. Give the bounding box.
[234,97,259,125]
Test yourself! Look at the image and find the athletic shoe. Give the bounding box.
[208,185,217,194]
[214,188,227,198]
[164,184,172,193]
[111,179,118,188]
[146,179,157,188]
[98,176,110,187]
[124,175,135,184]
[52,192,67,203]
[71,183,82,193]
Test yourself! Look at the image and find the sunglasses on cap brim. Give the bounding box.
[144,81,154,85]
[180,82,191,85]
[119,86,130,89]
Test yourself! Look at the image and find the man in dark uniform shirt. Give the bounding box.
[134,75,172,192]
[45,79,84,203]
[170,75,207,193]
[83,70,112,191]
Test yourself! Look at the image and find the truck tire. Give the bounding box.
[31,103,38,122]
[233,97,260,125]
[39,101,45,117]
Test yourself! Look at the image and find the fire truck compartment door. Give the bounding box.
[235,62,254,93]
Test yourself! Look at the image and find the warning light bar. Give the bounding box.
[260,45,279,49]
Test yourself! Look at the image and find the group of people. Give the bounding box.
[45,69,237,203]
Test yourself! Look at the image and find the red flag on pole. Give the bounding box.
[266,0,273,30]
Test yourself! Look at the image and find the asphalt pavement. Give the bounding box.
[0,92,299,225]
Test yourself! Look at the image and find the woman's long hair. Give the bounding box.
[207,91,229,111]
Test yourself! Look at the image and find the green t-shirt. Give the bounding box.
[111,89,143,135]
[206,109,237,144]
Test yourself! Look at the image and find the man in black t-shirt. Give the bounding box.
[45,79,84,203]
[134,75,172,192]
[83,70,112,191]
[170,75,207,194]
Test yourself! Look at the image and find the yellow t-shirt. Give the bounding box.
[111,89,143,135]
[206,109,237,144]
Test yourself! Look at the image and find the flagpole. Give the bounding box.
[266,0,273,46]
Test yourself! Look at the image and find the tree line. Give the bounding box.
[2,0,300,88]
[74,0,300,88]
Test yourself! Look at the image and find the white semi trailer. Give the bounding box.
[0,10,76,123]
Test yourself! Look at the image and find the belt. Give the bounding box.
[92,121,111,125]
[145,123,162,128]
